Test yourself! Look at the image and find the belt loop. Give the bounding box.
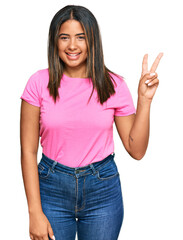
[89,163,98,175]
[50,161,57,173]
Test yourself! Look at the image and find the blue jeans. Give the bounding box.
[38,152,124,240]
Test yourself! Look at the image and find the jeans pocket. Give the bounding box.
[38,160,51,179]
[96,159,119,181]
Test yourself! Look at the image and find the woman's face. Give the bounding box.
[58,20,88,72]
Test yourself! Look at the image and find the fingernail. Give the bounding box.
[52,235,55,240]
[150,73,156,76]
[148,82,152,86]
[145,80,150,84]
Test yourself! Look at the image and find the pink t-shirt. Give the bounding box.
[20,68,136,167]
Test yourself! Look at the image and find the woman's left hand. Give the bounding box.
[138,52,163,101]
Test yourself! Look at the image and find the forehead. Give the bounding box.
[59,20,84,34]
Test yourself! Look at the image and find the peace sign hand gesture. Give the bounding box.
[138,53,163,102]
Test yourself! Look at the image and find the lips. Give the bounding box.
[65,52,81,61]
[66,52,81,56]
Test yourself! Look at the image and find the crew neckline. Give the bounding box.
[62,73,89,80]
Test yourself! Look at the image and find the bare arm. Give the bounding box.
[114,98,151,160]
[20,100,42,214]
[20,100,55,240]
[128,97,151,159]
[114,53,163,160]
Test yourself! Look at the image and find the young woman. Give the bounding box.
[20,5,163,240]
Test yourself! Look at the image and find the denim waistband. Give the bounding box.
[40,152,115,177]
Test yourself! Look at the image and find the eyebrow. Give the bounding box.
[58,33,85,37]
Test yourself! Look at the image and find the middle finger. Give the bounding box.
[150,52,163,73]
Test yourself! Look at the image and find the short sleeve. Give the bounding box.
[114,78,136,116]
[20,71,41,107]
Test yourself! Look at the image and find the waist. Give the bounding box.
[40,152,115,176]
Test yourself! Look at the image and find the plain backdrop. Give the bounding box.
[0,0,183,239]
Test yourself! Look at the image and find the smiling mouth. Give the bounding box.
[66,52,81,56]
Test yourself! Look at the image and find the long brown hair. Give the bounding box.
[47,5,120,105]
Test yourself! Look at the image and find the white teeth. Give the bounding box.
[67,53,80,56]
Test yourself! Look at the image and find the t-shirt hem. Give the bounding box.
[114,109,136,117]
[20,97,40,107]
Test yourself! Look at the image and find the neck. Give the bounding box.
[63,65,87,78]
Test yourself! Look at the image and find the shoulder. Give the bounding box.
[29,68,49,80]
[28,68,49,86]
[108,71,133,101]
[109,71,124,84]
[108,71,126,92]
[36,68,49,77]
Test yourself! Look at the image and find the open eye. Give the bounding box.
[60,37,69,40]
[78,36,85,40]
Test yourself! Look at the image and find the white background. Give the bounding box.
[0,0,183,239]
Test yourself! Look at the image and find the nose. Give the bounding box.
[68,38,77,51]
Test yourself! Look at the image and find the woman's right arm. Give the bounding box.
[20,99,42,214]
[20,100,55,240]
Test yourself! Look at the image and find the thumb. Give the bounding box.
[141,71,150,78]
[48,223,55,240]
[140,72,156,84]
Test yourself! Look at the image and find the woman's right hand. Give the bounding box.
[29,211,55,240]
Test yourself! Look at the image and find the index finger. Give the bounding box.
[150,52,164,72]
[142,53,148,76]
